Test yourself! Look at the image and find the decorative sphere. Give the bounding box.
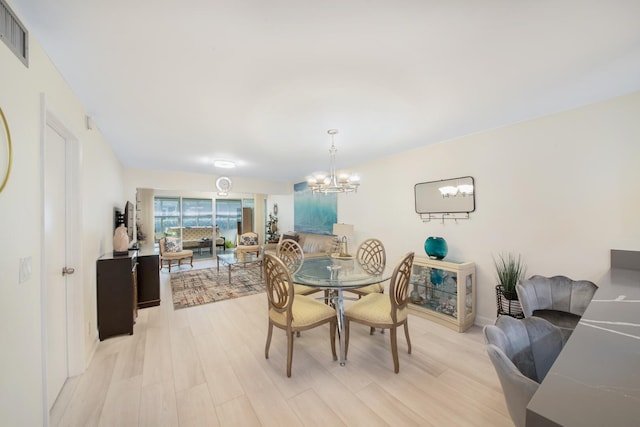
[424,237,448,260]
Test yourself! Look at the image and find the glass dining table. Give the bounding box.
[291,256,391,366]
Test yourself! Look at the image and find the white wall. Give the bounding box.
[136,188,155,244]
[267,194,294,235]
[0,30,124,425]
[339,91,640,324]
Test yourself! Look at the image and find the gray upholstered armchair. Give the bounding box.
[484,316,565,427]
[516,275,598,341]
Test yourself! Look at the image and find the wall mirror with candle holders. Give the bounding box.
[415,176,475,222]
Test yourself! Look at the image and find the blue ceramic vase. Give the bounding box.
[429,268,445,285]
[424,237,448,260]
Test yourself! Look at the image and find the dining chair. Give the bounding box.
[264,254,337,377]
[348,238,387,297]
[276,238,304,270]
[276,238,312,293]
[484,315,565,427]
[277,238,328,337]
[516,275,598,341]
[344,251,415,373]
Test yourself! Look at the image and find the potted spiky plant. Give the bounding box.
[494,253,526,318]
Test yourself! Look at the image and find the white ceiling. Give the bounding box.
[11,0,640,182]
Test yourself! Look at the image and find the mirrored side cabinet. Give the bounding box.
[408,257,476,332]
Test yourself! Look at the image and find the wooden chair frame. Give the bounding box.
[348,238,387,299]
[276,238,305,274]
[345,252,415,373]
[264,254,337,377]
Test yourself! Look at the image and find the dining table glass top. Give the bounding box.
[292,257,391,289]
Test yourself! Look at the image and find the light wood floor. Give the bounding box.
[51,259,512,427]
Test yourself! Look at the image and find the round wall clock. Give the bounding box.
[215,176,232,194]
[0,108,13,193]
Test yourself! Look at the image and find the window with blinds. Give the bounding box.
[0,0,28,67]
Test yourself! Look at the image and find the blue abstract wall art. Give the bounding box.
[293,181,337,234]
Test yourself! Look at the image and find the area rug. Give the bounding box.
[170,265,265,310]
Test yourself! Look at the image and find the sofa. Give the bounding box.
[165,226,225,251]
[276,231,340,259]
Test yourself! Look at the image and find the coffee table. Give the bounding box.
[216,252,263,284]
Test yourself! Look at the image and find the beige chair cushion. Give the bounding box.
[353,283,384,295]
[269,295,335,328]
[345,293,408,324]
[162,250,193,260]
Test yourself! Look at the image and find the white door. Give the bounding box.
[44,124,69,408]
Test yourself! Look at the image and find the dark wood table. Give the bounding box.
[190,239,213,255]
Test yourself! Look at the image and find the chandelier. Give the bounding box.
[307,129,360,194]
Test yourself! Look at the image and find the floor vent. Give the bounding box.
[0,0,28,67]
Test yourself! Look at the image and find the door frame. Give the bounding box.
[39,94,85,422]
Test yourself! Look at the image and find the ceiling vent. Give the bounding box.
[0,0,28,67]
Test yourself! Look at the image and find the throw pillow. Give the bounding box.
[282,232,299,242]
[165,236,183,253]
[241,235,258,246]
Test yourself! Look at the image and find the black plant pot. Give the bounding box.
[495,285,524,319]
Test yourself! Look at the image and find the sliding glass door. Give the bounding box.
[182,198,213,227]
[215,199,242,245]
[154,197,180,238]
[154,197,213,239]
[153,196,253,247]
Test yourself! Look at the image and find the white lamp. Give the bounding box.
[333,223,354,257]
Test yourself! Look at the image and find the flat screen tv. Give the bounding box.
[123,201,135,244]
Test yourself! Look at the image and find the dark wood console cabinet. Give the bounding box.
[136,245,160,308]
[97,253,137,340]
[96,245,160,340]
